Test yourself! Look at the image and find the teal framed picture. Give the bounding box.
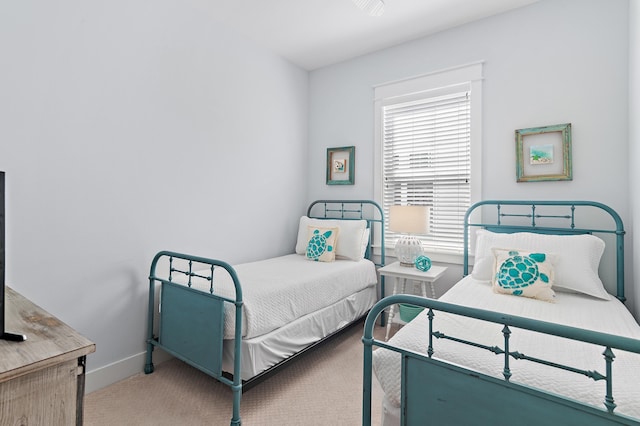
[515,123,572,182]
[326,146,355,185]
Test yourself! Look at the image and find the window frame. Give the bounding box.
[373,62,483,264]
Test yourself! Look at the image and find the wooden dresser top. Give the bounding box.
[0,286,95,382]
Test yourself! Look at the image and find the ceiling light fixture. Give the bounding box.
[351,0,385,17]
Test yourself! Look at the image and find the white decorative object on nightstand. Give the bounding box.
[388,206,430,267]
[378,261,447,340]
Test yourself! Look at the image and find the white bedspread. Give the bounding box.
[373,275,640,418]
[182,254,377,339]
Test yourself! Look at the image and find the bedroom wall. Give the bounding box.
[308,0,634,314]
[630,0,640,321]
[0,1,308,390]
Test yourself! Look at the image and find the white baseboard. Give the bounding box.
[85,348,173,394]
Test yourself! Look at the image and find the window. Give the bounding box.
[374,63,483,260]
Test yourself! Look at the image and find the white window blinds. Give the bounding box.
[382,90,471,254]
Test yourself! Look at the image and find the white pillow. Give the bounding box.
[361,227,371,259]
[295,216,368,261]
[472,229,610,300]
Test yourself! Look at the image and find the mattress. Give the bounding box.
[180,254,378,339]
[223,285,377,380]
[373,275,640,418]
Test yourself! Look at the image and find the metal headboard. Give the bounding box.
[306,199,385,268]
[463,200,626,302]
[307,199,386,325]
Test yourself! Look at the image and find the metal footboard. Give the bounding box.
[145,251,243,426]
[362,294,640,425]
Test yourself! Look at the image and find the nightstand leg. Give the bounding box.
[385,310,394,340]
[385,280,397,340]
[385,277,407,340]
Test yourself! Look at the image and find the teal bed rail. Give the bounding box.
[362,200,639,425]
[145,251,243,426]
[363,294,640,425]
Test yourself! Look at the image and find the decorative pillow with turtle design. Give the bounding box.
[473,230,609,300]
[305,226,339,262]
[296,217,368,261]
[492,248,556,302]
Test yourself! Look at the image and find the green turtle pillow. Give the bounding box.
[306,226,339,262]
[492,248,556,302]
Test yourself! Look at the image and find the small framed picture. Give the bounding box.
[326,146,355,185]
[515,123,572,182]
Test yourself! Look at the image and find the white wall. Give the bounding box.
[309,0,633,312]
[1,0,634,393]
[630,0,640,319]
[0,1,308,390]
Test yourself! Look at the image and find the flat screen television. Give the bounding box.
[0,171,26,341]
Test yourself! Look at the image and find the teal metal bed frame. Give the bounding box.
[363,200,640,425]
[144,200,384,426]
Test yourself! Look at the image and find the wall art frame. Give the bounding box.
[515,123,572,182]
[326,146,355,185]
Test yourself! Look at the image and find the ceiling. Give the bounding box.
[203,0,539,70]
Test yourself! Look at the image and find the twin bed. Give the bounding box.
[144,200,385,425]
[364,200,640,425]
[144,198,640,425]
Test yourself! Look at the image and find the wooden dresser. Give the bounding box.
[0,287,96,425]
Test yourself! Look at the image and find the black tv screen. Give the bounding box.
[0,171,26,341]
[0,171,6,335]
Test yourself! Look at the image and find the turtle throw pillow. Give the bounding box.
[492,248,556,302]
[306,226,339,262]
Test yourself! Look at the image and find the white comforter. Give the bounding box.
[182,254,377,339]
[373,275,640,418]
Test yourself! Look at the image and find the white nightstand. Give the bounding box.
[378,261,448,340]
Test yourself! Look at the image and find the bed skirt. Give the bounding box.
[223,285,376,380]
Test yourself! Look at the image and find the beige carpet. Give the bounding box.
[85,322,389,425]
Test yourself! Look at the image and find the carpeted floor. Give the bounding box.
[84,322,389,425]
